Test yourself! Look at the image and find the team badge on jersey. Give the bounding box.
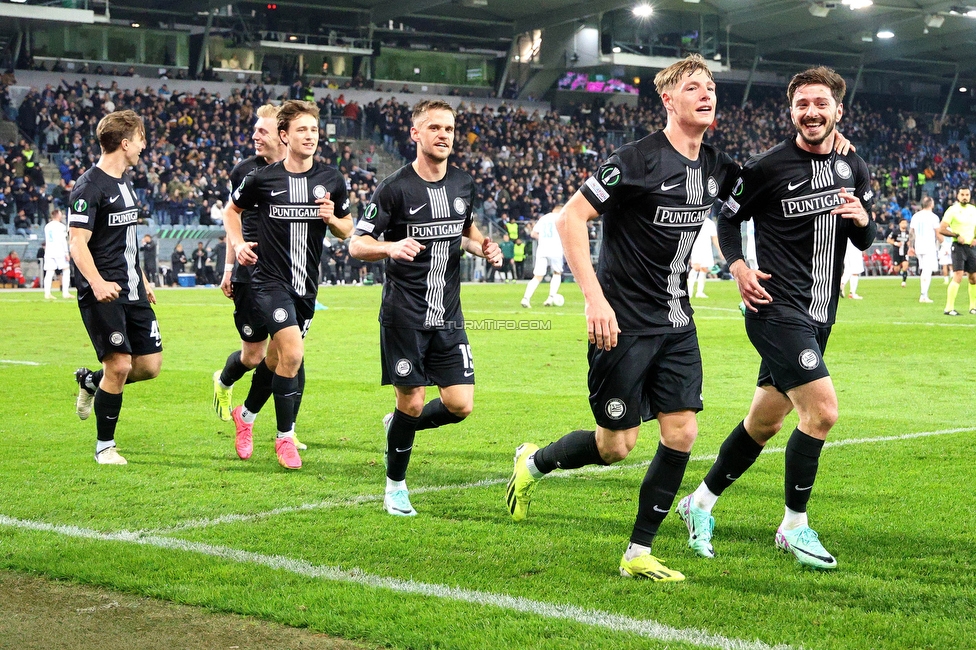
[73,198,88,212]
[242,324,253,337]
[707,177,719,197]
[798,348,820,370]
[273,308,288,323]
[312,184,327,199]
[834,160,852,179]
[600,165,621,187]
[395,358,412,377]
[605,398,626,420]
[109,331,124,346]
[453,197,466,214]
[732,177,744,196]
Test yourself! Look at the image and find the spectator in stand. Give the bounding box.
[170,243,187,283]
[141,234,158,287]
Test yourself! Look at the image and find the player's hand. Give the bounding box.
[389,237,425,262]
[585,294,620,351]
[235,241,258,266]
[93,279,121,303]
[316,191,334,225]
[730,260,772,313]
[481,237,503,267]
[220,271,234,299]
[145,283,157,305]
[833,131,856,155]
[832,189,868,227]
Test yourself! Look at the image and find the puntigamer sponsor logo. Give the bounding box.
[652,205,711,228]
[108,210,139,226]
[781,188,853,219]
[407,221,465,239]
[269,205,320,220]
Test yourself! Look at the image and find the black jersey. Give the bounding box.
[579,131,738,334]
[228,155,269,283]
[231,160,349,298]
[888,227,910,257]
[354,163,475,330]
[67,165,146,306]
[718,138,877,326]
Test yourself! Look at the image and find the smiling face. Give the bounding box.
[280,113,319,161]
[252,116,280,160]
[662,69,716,131]
[411,107,455,164]
[791,83,843,148]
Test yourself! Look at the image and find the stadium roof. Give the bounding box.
[102,1,976,88]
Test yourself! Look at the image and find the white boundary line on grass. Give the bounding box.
[0,514,795,650]
[0,359,40,365]
[150,426,976,535]
[890,320,976,328]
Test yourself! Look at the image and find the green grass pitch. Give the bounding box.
[0,278,974,650]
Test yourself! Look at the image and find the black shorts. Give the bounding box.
[587,330,703,430]
[891,250,908,265]
[746,316,831,393]
[232,282,268,343]
[79,300,162,362]
[380,325,474,387]
[252,286,315,338]
[951,243,976,274]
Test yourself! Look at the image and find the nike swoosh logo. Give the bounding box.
[409,204,427,215]
[389,506,413,514]
[271,189,287,196]
[787,179,808,191]
[794,485,813,491]
[463,370,474,377]
[660,182,681,192]
[726,474,739,481]
[109,195,120,203]
[395,446,412,453]
[652,505,670,513]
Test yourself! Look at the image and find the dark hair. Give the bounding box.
[277,100,319,135]
[787,66,846,105]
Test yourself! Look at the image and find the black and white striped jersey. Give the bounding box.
[718,138,877,325]
[353,163,474,330]
[67,166,147,306]
[231,160,349,298]
[579,130,738,335]
[227,155,269,283]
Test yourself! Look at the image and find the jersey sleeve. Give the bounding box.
[231,169,261,211]
[579,144,644,215]
[717,156,765,264]
[463,176,475,230]
[66,181,101,232]
[354,178,396,238]
[331,176,351,219]
[845,156,877,250]
[716,155,741,202]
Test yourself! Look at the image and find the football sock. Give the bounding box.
[849,275,859,295]
[43,268,55,296]
[219,350,251,387]
[62,269,71,296]
[548,273,561,298]
[696,269,707,295]
[523,277,541,301]
[969,283,976,310]
[624,542,651,562]
[781,506,809,531]
[920,269,932,297]
[784,428,824,513]
[271,373,301,435]
[292,361,305,427]
[386,478,406,493]
[386,409,420,482]
[839,273,849,294]
[95,439,116,454]
[692,482,720,512]
[703,420,764,496]
[946,280,960,311]
[415,398,464,431]
[525,453,545,479]
[901,270,908,282]
[630,442,690,547]
[243,360,274,414]
[85,368,105,393]
[531,429,606,474]
[93,389,123,443]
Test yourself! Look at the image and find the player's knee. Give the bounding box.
[446,400,472,420]
[241,347,264,368]
[598,437,634,464]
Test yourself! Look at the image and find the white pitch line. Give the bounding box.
[0,514,795,650]
[150,426,976,535]
[890,320,976,328]
[0,359,41,365]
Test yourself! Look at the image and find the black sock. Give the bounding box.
[630,442,690,547]
[415,398,464,431]
[386,409,420,481]
[703,420,764,495]
[271,373,301,434]
[784,428,824,513]
[86,368,105,393]
[291,361,305,428]
[93,389,123,443]
[901,270,908,282]
[219,350,251,386]
[243,360,274,414]
[533,429,606,474]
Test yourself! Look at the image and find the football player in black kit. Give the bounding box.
[349,100,503,517]
[69,110,161,465]
[679,67,876,570]
[505,55,739,581]
[211,104,308,454]
[225,100,353,470]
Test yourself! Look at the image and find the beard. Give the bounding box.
[794,115,836,147]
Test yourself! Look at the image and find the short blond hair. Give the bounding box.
[653,54,713,97]
[256,103,279,119]
[411,99,455,126]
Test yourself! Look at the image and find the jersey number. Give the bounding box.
[150,320,161,346]
[458,344,474,369]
